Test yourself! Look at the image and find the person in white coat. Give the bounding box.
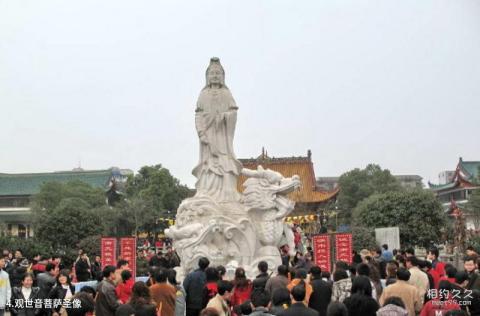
[0,257,12,316]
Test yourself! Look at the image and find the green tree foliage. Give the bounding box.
[106,198,156,237]
[32,181,106,248]
[124,165,190,235]
[127,165,190,212]
[353,189,447,248]
[34,197,104,248]
[352,226,378,251]
[467,168,480,230]
[337,164,402,212]
[77,235,102,257]
[33,181,105,211]
[467,190,480,230]
[29,165,190,246]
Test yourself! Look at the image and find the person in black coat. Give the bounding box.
[278,285,318,316]
[280,246,290,268]
[343,276,379,316]
[308,266,331,316]
[183,257,210,316]
[10,272,41,316]
[253,261,270,291]
[37,263,58,299]
[74,254,91,282]
[454,271,480,316]
[352,250,362,267]
[270,288,291,316]
[48,270,76,316]
[90,256,102,281]
[10,263,28,288]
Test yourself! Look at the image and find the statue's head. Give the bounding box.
[205,57,226,88]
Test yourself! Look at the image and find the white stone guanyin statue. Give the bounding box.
[166,58,300,280]
[192,57,243,202]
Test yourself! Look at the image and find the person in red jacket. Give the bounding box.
[231,267,253,311]
[438,264,457,285]
[116,270,134,303]
[425,260,440,290]
[31,255,47,277]
[420,280,461,316]
[427,247,446,278]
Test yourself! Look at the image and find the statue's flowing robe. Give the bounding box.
[192,87,243,202]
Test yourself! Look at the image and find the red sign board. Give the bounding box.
[101,238,117,269]
[120,237,137,278]
[312,234,331,272]
[335,233,353,264]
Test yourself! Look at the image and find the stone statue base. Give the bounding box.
[166,166,300,279]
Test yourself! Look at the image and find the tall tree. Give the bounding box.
[125,165,191,237]
[31,181,106,248]
[353,189,447,248]
[337,164,402,212]
[107,198,156,237]
[33,180,105,210]
[352,226,378,251]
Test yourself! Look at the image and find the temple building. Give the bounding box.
[238,149,339,234]
[0,167,132,238]
[429,158,480,229]
[429,158,480,205]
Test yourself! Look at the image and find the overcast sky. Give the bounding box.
[1,0,479,187]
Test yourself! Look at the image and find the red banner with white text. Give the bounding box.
[101,237,117,269]
[312,234,331,272]
[335,233,353,264]
[120,237,137,278]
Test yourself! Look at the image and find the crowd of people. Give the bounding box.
[175,245,480,316]
[1,244,480,316]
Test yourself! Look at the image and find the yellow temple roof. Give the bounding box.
[238,149,339,203]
